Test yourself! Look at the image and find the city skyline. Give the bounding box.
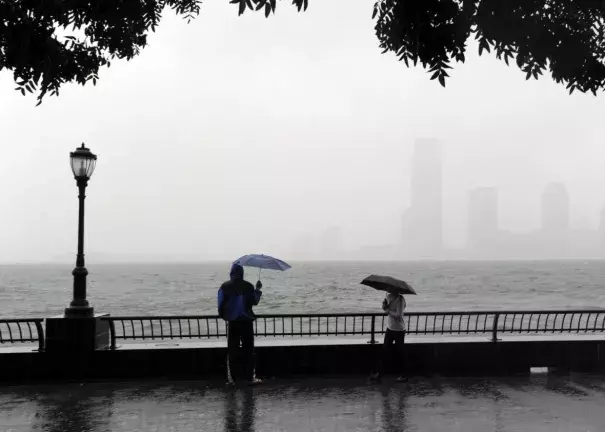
[287,139,605,262]
[24,137,605,264]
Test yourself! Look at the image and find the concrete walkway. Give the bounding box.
[2,374,605,431]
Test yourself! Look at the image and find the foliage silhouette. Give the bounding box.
[1,0,604,104]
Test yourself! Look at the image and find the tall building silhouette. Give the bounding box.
[540,182,570,256]
[468,187,499,255]
[402,139,442,258]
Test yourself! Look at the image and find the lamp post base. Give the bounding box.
[46,313,110,352]
[64,305,95,318]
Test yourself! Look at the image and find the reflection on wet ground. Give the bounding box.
[2,374,605,431]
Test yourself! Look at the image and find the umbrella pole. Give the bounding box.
[258,267,262,282]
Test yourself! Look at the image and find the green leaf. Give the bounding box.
[265,3,270,17]
[438,74,446,87]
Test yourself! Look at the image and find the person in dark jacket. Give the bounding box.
[218,263,262,384]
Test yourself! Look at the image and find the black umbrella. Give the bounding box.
[360,275,417,295]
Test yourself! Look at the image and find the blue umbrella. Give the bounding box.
[233,254,292,281]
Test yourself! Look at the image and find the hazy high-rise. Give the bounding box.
[402,139,442,258]
[468,187,499,255]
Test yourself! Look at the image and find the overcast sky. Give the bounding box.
[1,0,605,263]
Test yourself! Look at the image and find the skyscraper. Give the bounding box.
[402,139,442,258]
[467,187,499,255]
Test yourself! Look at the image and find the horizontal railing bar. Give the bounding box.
[0,319,44,323]
[101,310,605,320]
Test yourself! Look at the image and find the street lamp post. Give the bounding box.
[65,143,97,318]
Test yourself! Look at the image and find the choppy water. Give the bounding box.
[0,261,604,318]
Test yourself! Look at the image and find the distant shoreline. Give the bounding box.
[2,258,605,266]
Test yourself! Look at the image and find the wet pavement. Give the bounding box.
[2,374,605,431]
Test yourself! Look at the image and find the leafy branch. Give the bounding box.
[373,0,605,95]
[1,0,605,105]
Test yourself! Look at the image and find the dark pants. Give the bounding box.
[227,321,255,382]
[377,329,406,376]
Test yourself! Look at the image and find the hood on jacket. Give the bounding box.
[230,263,244,280]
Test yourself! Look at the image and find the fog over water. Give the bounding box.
[1,0,605,263]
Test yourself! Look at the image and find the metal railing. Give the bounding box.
[0,319,45,351]
[101,310,605,350]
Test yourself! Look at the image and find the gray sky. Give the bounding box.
[1,0,605,262]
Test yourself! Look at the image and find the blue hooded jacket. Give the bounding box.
[217,263,262,322]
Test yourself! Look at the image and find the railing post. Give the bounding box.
[35,320,45,352]
[107,319,116,350]
[368,316,377,344]
[492,312,500,342]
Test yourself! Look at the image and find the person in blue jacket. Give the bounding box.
[218,263,262,384]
